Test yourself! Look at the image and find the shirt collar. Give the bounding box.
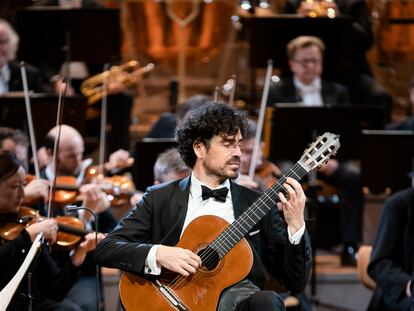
[293,76,321,91]
[190,173,231,200]
[0,64,10,82]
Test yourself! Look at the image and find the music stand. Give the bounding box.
[16,8,120,66]
[0,94,87,146]
[266,104,386,162]
[361,130,414,194]
[133,138,177,191]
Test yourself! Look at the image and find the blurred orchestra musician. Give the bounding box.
[237,119,280,191]
[284,0,393,121]
[146,94,210,139]
[40,124,121,311]
[129,147,191,206]
[0,18,43,94]
[268,36,364,266]
[0,127,50,207]
[0,149,103,311]
[368,187,414,311]
[386,77,414,131]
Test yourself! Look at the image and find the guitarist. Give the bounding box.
[95,102,312,310]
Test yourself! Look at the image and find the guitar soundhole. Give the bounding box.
[198,246,219,271]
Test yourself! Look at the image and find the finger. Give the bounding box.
[187,250,200,261]
[276,202,283,210]
[177,267,190,277]
[183,264,197,274]
[283,183,296,201]
[187,257,200,269]
[286,177,302,192]
[278,191,288,203]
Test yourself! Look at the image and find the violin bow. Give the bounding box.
[46,80,67,218]
[98,64,110,177]
[248,59,273,179]
[20,62,40,178]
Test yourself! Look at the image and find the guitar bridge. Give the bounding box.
[154,279,189,311]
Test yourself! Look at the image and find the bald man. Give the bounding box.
[40,124,119,311]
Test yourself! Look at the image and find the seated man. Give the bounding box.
[268,36,364,266]
[95,102,311,311]
[368,187,414,311]
[284,0,392,121]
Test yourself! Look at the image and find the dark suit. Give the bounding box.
[7,62,44,93]
[267,77,364,251]
[267,77,350,106]
[368,188,414,311]
[95,176,312,297]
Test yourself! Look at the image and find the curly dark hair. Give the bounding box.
[176,102,248,168]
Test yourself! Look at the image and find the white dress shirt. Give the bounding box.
[294,76,323,107]
[144,173,306,275]
[0,64,10,94]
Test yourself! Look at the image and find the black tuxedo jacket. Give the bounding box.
[95,176,312,293]
[368,188,414,310]
[8,62,44,93]
[267,77,350,107]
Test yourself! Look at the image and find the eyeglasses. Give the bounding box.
[293,58,322,67]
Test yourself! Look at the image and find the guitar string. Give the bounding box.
[167,162,305,290]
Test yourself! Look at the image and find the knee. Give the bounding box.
[248,290,285,310]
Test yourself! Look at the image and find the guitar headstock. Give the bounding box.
[299,132,340,172]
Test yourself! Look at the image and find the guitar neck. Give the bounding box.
[210,161,308,258]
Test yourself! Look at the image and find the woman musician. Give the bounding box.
[0,150,102,311]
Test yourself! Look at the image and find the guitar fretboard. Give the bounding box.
[210,161,308,258]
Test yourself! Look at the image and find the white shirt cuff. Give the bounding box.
[287,224,306,245]
[145,245,162,275]
[406,280,411,297]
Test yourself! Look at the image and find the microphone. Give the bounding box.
[65,205,101,311]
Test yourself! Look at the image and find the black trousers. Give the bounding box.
[218,280,285,311]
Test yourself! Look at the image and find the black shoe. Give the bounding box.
[341,245,357,266]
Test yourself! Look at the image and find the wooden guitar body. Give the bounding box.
[119,215,253,311]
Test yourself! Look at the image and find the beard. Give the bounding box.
[203,156,240,181]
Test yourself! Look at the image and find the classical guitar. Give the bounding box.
[119,132,340,311]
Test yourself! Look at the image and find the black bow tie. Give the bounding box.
[201,186,228,203]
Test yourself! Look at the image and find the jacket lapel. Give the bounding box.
[7,63,22,92]
[161,176,191,245]
[230,181,250,219]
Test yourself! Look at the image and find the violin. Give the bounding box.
[84,157,135,182]
[53,175,136,207]
[0,206,91,250]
